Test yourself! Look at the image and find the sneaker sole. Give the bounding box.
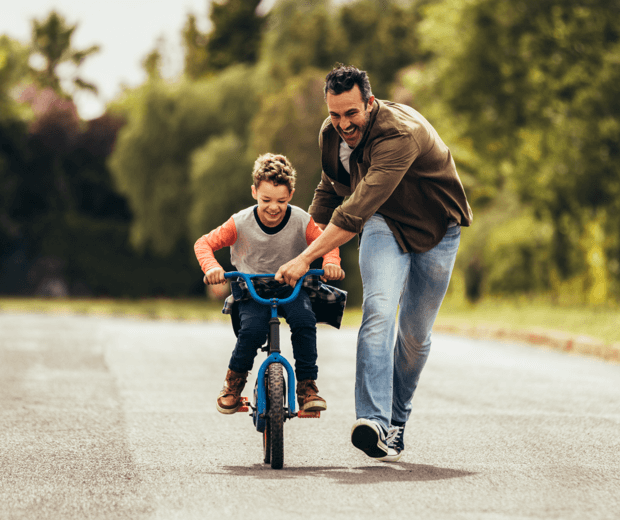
[299,400,327,412]
[216,403,242,414]
[351,421,388,458]
[377,451,403,463]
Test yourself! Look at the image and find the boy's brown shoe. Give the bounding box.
[296,379,327,412]
[216,369,248,414]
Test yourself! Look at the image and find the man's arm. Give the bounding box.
[275,223,356,286]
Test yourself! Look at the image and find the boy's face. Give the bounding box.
[251,181,294,227]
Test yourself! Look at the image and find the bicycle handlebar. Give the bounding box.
[224,269,324,306]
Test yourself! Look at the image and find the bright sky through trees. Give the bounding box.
[0,0,353,119]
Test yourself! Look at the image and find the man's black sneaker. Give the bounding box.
[351,419,389,458]
[378,423,405,462]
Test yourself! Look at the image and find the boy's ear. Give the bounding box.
[287,188,295,201]
[251,185,257,200]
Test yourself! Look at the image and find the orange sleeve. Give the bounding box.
[305,217,341,267]
[194,217,238,273]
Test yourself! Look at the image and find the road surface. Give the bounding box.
[1,313,618,519]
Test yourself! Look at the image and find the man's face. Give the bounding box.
[251,180,294,227]
[326,84,375,148]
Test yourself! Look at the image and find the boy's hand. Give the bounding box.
[204,267,226,285]
[321,263,345,282]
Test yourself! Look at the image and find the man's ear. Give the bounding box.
[366,95,375,113]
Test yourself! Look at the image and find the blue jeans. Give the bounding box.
[356,213,461,433]
[229,288,318,381]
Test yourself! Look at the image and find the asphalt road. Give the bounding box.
[1,312,618,520]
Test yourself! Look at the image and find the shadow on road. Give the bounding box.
[212,463,476,483]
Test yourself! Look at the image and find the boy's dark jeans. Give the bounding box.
[228,288,318,381]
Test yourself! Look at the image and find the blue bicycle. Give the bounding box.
[223,269,324,470]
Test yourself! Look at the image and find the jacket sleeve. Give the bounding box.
[331,133,419,233]
[194,217,237,273]
[305,217,341,267]
[308,171,345,226]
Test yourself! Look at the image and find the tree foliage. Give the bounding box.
[189,132,254,258]
[6,0,619,302]
[412,0,620,300]
[259,0,344,83]
[0,37,31,256]
[30,11,100,97]
[108,65,260,257]
[207,0,265,71]
[182,0,265,78]
[251,69,328,209]
[337,0,424,98]
[182,14,209,80]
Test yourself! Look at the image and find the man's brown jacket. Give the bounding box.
[309,99,473,253]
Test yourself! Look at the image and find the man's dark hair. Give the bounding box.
[324,64,373,105]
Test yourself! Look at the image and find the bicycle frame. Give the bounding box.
[223,269,324,432]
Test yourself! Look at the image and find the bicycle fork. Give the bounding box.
[253,305,297,433]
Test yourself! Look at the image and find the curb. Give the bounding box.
[434,323,620,364]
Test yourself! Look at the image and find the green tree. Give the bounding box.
[259,0,344,82]
[0,36,31,116]
[182,0,266,78]
[0,36,31,261]
[258,0,425,97]
[337,0,425,98]
[142,45,163,82]
[108,65,260,257]
[412,0,620,300]
[206,0,265,71]
[251,69,327,209]
[30,10,100,97]
[182,14,209,79]
[189,132,254,256]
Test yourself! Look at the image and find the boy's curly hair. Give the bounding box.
[252,153,296,192]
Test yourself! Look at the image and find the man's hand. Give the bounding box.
[275,256,310,287]
[204,267,226,285]
[321,263,345,282]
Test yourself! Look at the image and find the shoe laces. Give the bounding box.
[385,425,405,450]
[299,380,318,395]
[225,376,246,392]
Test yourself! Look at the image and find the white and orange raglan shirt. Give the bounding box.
[194,205,341,275]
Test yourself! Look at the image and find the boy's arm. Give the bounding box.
[305,217,346,281]
[194,217,237,284]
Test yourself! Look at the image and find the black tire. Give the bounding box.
[267,363,285,469]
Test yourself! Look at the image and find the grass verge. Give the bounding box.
[1,295,618,361]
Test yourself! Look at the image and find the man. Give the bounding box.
[275,65,472,462]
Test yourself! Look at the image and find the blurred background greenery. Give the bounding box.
[1,0,619,322]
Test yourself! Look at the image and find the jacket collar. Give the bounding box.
[354,98,380,153]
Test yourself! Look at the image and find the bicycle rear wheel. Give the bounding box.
[267,363,285,469]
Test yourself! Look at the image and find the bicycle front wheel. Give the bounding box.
[267,363,285,469]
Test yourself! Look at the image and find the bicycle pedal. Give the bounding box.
[298,410,321,418]
[238,398,250,413]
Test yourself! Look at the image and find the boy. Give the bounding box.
[194,153,345,415]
